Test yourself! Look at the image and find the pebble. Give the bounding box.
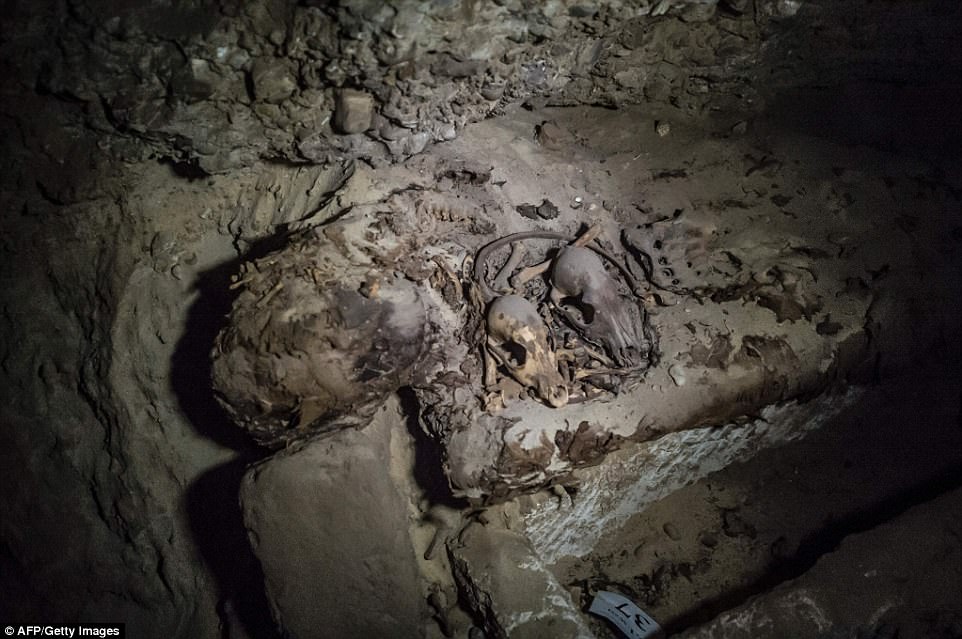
[440,123,457,141]
[656,121,671,137]
[668,364,687,386]
[379,123,409,141]
[652,0,673,17]
[481,82,505,101]
[698,531,719,548]
[535,120,568,149]
[663,522,681,540]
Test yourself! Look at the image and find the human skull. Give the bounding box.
[550,245,645,367]
[486,295,569,408]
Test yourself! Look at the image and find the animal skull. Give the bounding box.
[550,245,644,367]
[486,295,569,408]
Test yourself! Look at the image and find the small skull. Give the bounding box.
[486,295,569,408]
[550,245,644,367]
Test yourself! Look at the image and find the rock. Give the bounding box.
[698,531,719,548]
[251,58,297,104]
[450,526,597,638]
[759,0,803,18]
[481,82,505,102]
[680,1,718,22]
[432,54,487,79]
[720,0,750,14]
[169,58,219,103]
[614,70,643,90]
[439,123,457,141]
[535,120,571,149]
[663,522,682,540]
[668,363,687,386]
[569,5,599,18]
[384,130,433,157]
[516,199,560,220]
[240,397,424,639]
[334,89,375,134]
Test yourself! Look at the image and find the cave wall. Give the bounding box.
[1,1,960,637]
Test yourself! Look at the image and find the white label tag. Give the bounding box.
[588,591,662,639]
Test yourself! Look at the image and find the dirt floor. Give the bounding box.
[551,355,962,637]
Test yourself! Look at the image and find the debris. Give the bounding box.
[668,363,687,386]
[334,89,375,134]
[516,199,560,220]
[663,522,682,540]
[251,58,297,104]
[699,531,719,548]
[535,121,571,150]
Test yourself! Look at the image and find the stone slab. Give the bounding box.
[240,398,424,639]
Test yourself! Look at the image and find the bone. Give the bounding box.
[511,225,602,287]
[492,242,525,292]
[550,246,646,368]
[485,295,568,408]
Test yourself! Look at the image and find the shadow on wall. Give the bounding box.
[185,461,278,639]
[762,81,962,157]
[398,387,469,510]
[170,235,291,639]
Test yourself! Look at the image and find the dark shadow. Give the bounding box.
[397,386,468,510]
[171,234,292,639]
[185,460,279,639]
[665,462,962,635]
[170,234,289,451]
[759,81,962,157]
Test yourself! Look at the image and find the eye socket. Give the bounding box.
[560,295,595,325]
[502,340,528,367]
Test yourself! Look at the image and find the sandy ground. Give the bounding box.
[551,356,962,636]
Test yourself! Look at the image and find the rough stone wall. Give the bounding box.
[16,0,961,174]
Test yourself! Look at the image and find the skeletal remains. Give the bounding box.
[213,209,658,448]
[474,228,654,408]
[485,295,569,408]
[550,245,646,369]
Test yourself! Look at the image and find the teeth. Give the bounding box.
[485,295,569,408]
